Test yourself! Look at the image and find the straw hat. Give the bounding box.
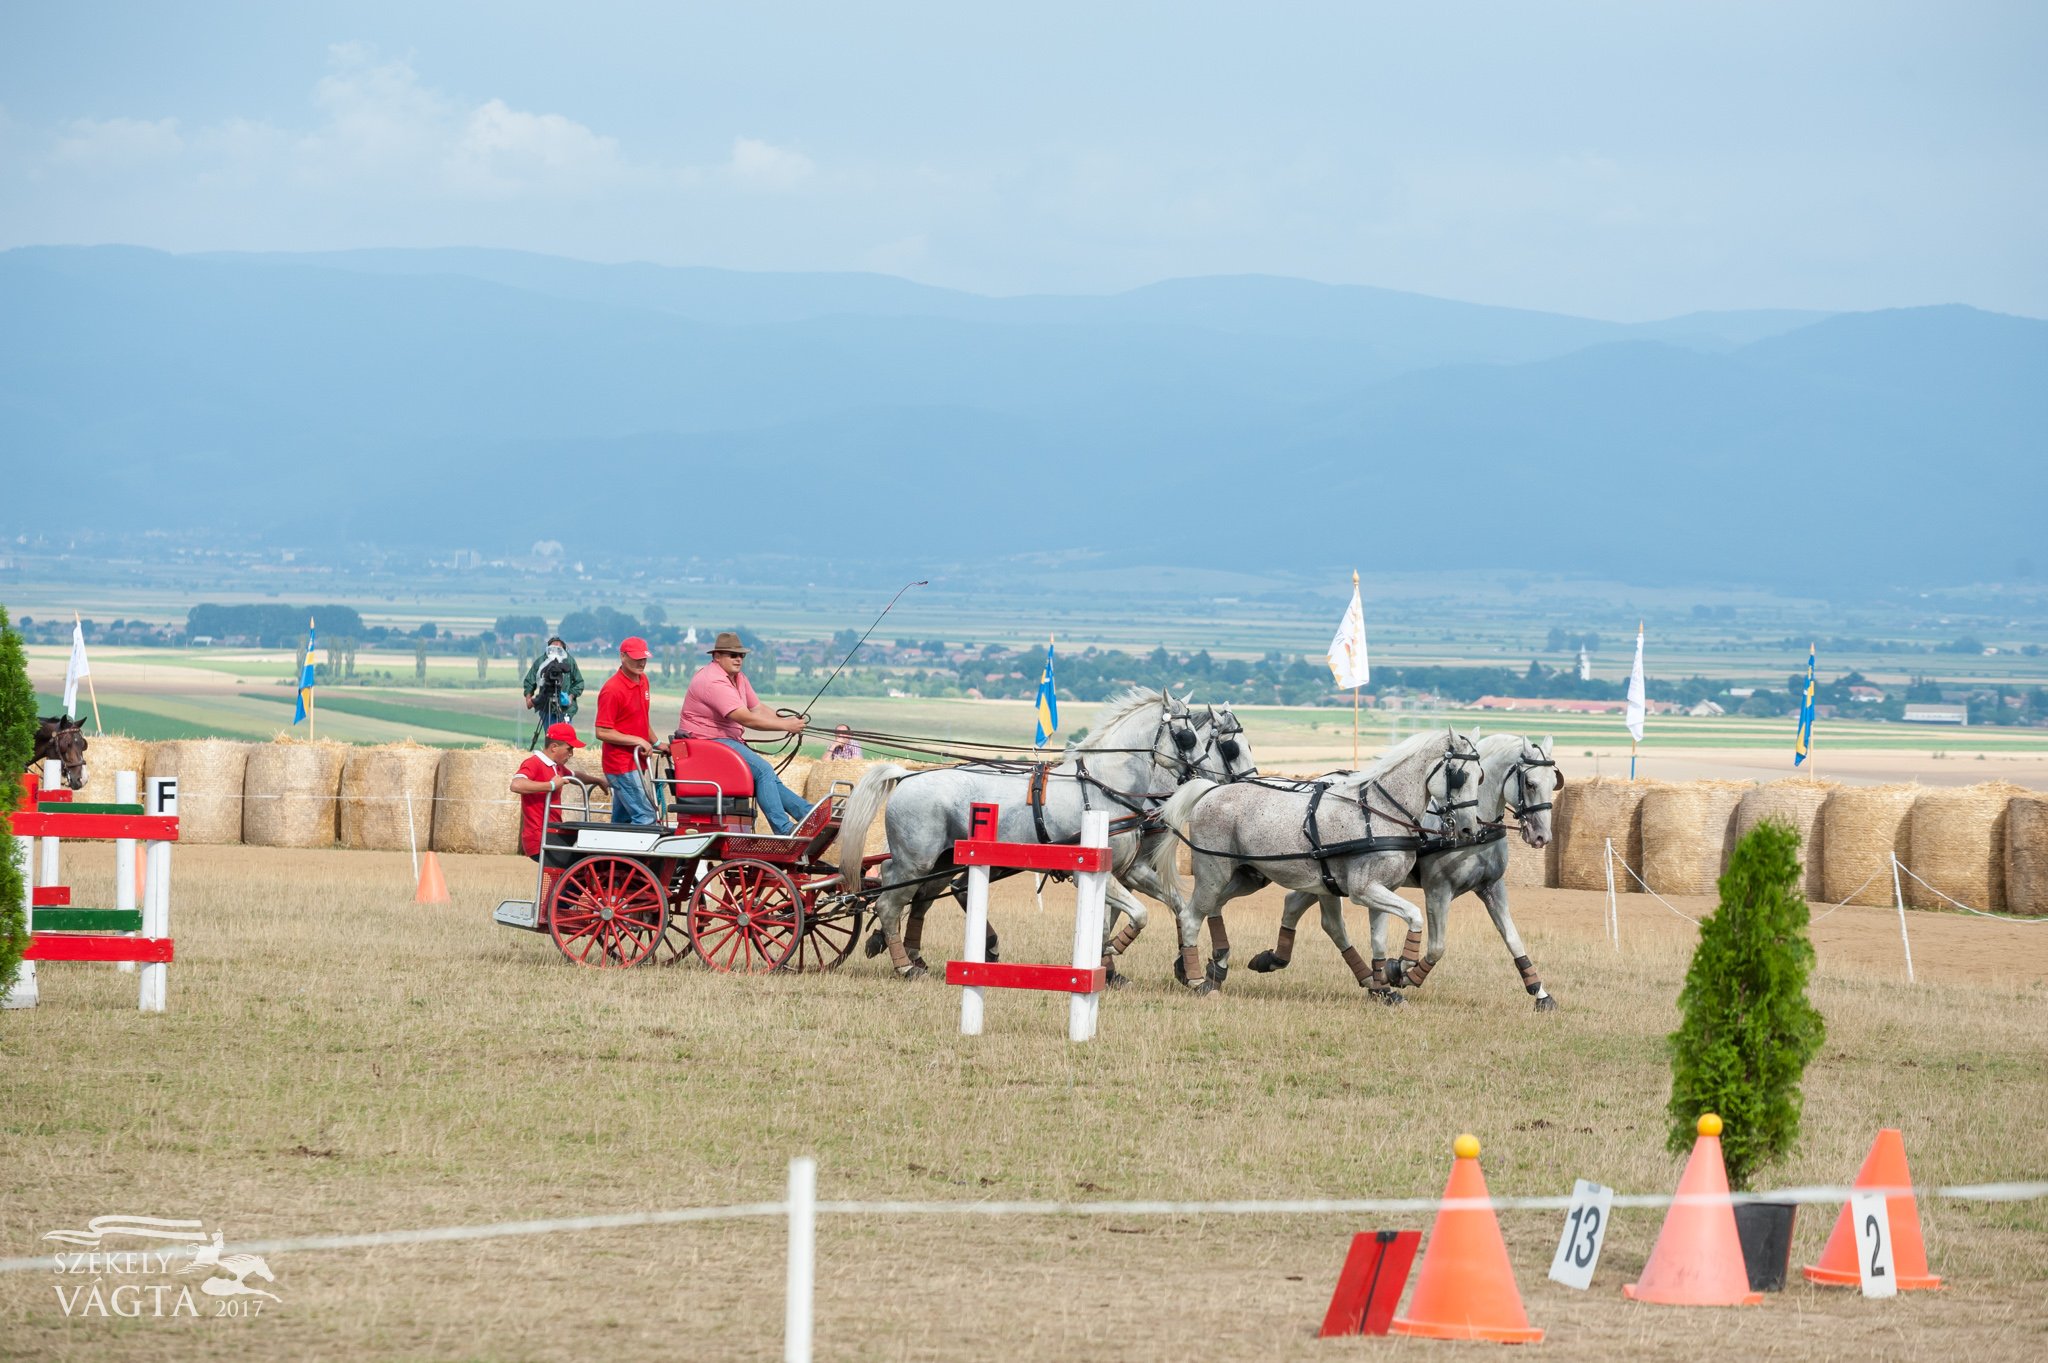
[706,631,750,655]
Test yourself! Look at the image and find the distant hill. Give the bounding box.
[2,245,2038,587]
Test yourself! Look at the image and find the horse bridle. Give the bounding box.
[1423,735,1486,826]
[1503,747,1561,822]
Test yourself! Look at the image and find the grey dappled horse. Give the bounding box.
[1152,728,1485,1000]
[837,689,1254,981]
[1252,733,1566,1010]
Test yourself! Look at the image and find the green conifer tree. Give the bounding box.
[1666,818,1826,1188]
[0,606,36,997]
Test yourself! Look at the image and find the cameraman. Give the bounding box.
[523,635,586,740]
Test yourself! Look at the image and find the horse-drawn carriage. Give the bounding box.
[493,737,879,972]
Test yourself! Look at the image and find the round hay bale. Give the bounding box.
[144,739,250,844]
[430,746,526,854]
[2004,794,2048,918]
[339,743,445,851]
[803,758,874,804]
[1904,782,2029,912]
[1734,778,1837,900]
[242,739,348,848]
[1554,777,1654,891]
[73,734,153,805]
[1820,784,1918,906]
[1504,834,1547,888]
[1641,781,1750,896]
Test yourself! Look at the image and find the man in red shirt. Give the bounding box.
[594,636,664,825]
[679,631,813,834]
[508,722,598,866]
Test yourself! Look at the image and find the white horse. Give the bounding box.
[1152,729,1486,999]
[838,689,1255,980]
[1250,733,1566,1009]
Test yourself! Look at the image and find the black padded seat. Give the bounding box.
[671,797,757,819]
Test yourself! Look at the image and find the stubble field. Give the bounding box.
[2,845,2046,1361]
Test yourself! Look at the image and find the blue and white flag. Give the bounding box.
[1793,643,1817,766]
[293,619,317,724]
[1033,637,1059,747]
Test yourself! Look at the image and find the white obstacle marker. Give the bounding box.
[947,805,1110,1043]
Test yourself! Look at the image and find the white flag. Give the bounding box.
[1327,576,1370,689]
[62,619,91,718]
[1625,626,1646,743]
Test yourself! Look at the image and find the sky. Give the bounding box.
[2,1,2043,320]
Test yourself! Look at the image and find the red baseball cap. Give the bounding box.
[619,636,650,660]
[544,722,585,748]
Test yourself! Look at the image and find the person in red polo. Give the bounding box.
[508,722,598,867]
[594,636,664,825]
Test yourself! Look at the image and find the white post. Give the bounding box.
[784,1155,816,1363]
[1891,855,1915,985]
[1603,837,1619,951]
[140,776,176,1014]
[959,863,990,1036]
[114,771,138,973]
[2,832,34,1009]
[40,760,60,889]
[405,788,420,882]
[1069,811,1110,1043]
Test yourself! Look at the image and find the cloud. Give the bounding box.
[50,116,185,169]
[451,100,625,196]
[727,137,814,191]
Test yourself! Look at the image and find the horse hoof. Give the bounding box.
[1192,978,1220,998]
[1384,959,1408,987]
[1367,987,1405,1008]
[1534,994,1559,1013]
[896,962,929,982]
[1105,967,1132,991]
[986,937,1001,965]
[1172,955,1189,984]
[1247,950,1287,973]
[1205,959,1229,987]
[864,930,887,959]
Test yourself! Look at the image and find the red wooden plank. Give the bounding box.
[25,934,175,964]
[38,788,72,803]
[10,812,180,841]
[945,961,1105,993]
[31,886,72,907]
[1318,1230,1420,1337]
[952,841,1109,873]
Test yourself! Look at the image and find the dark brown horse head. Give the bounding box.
[32,716,89,790]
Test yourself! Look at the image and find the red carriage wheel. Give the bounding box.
[687,859,803,973]
[788,891,864,973]
[548,855,667,968]
[654,861,702,967]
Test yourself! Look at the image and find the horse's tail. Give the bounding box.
[838,763,910,891]
[1152,778,1219,886]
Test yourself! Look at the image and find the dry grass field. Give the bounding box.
[3,845,2047,1361]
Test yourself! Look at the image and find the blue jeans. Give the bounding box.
[714,739,812,834]
[608,770,658,826]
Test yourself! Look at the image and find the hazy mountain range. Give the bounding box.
[3,245,2040,588]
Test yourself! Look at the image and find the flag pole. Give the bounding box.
[1350,572,1360,769]
[1629,618,1641,782]
[74,611,103,734]
[308,616,316,742]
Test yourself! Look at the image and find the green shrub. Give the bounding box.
[0,606,34,999]
[1666,817,1826,1189]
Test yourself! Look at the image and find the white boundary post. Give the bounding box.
[784,1156,815,1363]
[959,861,991,1036]
[2,832,34,1009]
[1069,811,1110,1043]
[140,777,176,1014]
[114,771,138,973]
[1603,837,1619,951]
[405,788,420,883]
[40,760,60,889]
[1891,854,1915,985]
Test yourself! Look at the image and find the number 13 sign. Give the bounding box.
[1547,1179,1613,1290]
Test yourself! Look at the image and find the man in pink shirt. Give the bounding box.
[679,631,814,834]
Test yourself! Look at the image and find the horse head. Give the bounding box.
[1508,736,1562,849]
[34,716,89,790]
[1425,729,1486,839]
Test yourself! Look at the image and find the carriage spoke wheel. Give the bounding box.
[548,855,667,968]
[655,862,703,967]
[789,893,864,974]
[688,860,804,973]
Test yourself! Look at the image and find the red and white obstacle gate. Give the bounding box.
[946,804,1110,1042]
[4,767,178,1013]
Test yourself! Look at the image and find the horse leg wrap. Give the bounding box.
[1401,928,1424,963]
[1179,944,1206,989]
[886,939,915,973]
[1515,954,1543,996]
[903,913,926,955]
[1274,926,1296,964]
[1339,946,1373,986]
[1207,917,1231,953]
[1109,923,1139,954]
[1403,958,1433,987]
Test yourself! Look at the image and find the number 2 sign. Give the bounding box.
[1850,1191,1898,1298]
[1547,1179,1614,1290]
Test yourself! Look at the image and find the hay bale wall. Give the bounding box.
[339,743,446,851]
[74,735,153,805]
[1904,782,2027,912]
[1820,784,1917,906]
[2005,795,2048,918]
[430,747,526,854]
[802,758,873,803]
[145,740,250,844]
[1641,782,1749,896]
[242,740,348,848]
[1504,834,1548,889]
[1554,778,1653,891]
[1734,778,1836,900]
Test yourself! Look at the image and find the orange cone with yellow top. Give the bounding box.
[414,851,450,905]
[1390,1133,1543,1344]
[1803,1128,1943,1290]
[1625,1114,1763,1305]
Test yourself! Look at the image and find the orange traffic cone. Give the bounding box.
[1625,1114,1763,1305]
[1804,1128,1943,1290]
[414,851,451,905]
[1390,1134,1543,1344]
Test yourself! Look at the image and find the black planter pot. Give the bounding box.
[1733,1201,1798,1292]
